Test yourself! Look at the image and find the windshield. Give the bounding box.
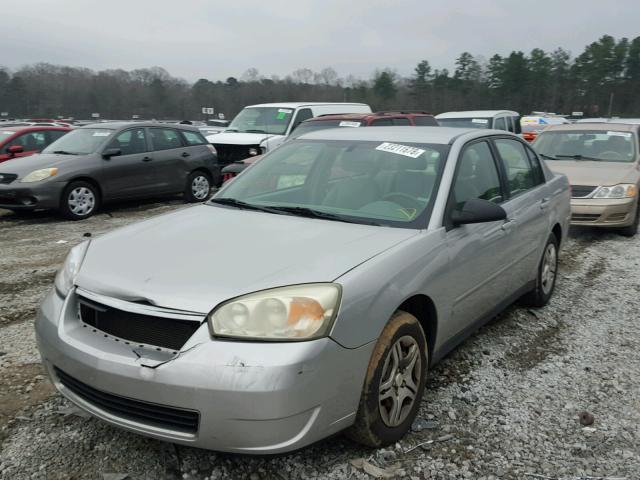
[0,131,15,142]
[533,130,637,162]
[227,107,294,135]
[290,120,365,139]
[437,117,492,129]
[42,128,114,155]
[212,139,448,227]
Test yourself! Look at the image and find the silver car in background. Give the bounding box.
[36,127,570,453]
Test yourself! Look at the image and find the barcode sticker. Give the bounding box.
[376,142,426,158]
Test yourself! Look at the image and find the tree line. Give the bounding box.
[1,35,639,120]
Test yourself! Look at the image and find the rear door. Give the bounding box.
[100,127,156,199]
[444,139,515,336]
[148,127,189,193]
[492,137,549,285]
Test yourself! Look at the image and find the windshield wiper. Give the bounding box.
[555,154,602,161]
[539,153,557,160]
[52,150,78,155]
[242,129,266,133]
[209,197,284,214]
[266,206,381,225]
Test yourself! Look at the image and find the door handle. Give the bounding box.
[501,219,516,232]
[181,152,190,158]
[142,156,152,162]
[540,197,550,210]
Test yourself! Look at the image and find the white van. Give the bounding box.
[435,110,521,133]
[208,102,371,165]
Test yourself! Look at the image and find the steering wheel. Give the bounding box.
[382,192,423,211]
[598,150,624,160]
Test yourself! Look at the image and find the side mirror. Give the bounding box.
[102,147,122,159]
[8,145,24,155]
[451,198,507,226]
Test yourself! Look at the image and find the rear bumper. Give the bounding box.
[0,181,63,210]
[35,288,373,453]
[570,197,637,227]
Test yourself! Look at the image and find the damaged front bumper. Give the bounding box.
[35,288,374,453]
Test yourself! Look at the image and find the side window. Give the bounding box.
[181,130,207,146]
[370,118,393,126]
[494,116,507,131]
[452,141,503,211]
[108,128,148,155]
[149,128,183,151]
[392,117,411,126]
[525,145,545,184]
[7,132,48,151]
[506,117,515,133]
[494,138,542,196]
[290,108,313,132]
[513,116,522,134]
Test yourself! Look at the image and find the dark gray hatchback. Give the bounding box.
[0,122,220,220]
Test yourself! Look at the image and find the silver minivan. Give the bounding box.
[36,127,570,453]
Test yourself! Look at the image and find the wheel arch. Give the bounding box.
[61,176,103,204]
[551,222,562,246]
[396,294,438,364]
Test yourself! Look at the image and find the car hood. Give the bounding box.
[547,160,640,186]
[0,153,88,177]
[207,131,282,145]
[75,205,417,314]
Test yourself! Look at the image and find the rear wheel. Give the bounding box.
[520,233,558,307]
[619,201,639,237]
[346,311,428,447]
[185,171,212,203]
[60,181,100,220]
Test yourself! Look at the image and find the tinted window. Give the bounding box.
[452,141,503,210]
[494,117,507,131]
[371,118,393,126]
[495,138,541,196]
[108,128,148,155]
[181,130,207,146]
[47,130,68,143]
[7,131,47,151]
[291,108,313,132]
[413,116,438,126]
[150,128,183,151]
[392,118,411,126]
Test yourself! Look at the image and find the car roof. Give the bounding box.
[540,123,640,132]
[304,112,434,122]
[0,125,70,133]
[294,126,501,144]
[78,122,201,132]
[244,102,370,109]
[436,110,519,119]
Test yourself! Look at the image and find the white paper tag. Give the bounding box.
[278,108,293,113]
[472,118,489,124]
[2,131,14,135]
[376,142,426,158]
[607,131,631,138]
[92,132,111,137]
[338,121,361,127]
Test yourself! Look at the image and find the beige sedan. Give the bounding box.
[533,123,640,236]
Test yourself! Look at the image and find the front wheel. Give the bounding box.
[185,171,212,203]
[619,201,639,237]
[346,311,428,447]
[520,233,559,307]
[60,181,100,220]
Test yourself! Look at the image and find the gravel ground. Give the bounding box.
[0,201,638,480]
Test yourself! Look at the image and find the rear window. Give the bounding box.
[181,130,207,146]
[437,117,492,129]
[289,120,364,139]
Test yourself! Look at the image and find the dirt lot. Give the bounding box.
[0,201,638,480]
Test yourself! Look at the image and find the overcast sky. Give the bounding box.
[4,0,640,81]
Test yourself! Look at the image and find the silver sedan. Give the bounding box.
[36,127,570,453]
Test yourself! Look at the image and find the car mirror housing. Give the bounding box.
[102,147,122,159]
[451,198,507,226]
[8,145,24,154]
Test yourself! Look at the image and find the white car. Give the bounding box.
[207,102,372,164]
[436,110,521,134]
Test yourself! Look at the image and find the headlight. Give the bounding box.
[248,147,259,156]
[208,284,341,341]
[593,184,637,199]
[54,241,90,297]
[21,168,58,183]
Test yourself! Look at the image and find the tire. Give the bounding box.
[520,233,559,307]
[346,311,428,447]
[619,201,639,237]
[59,181,100,220]
[185,171,212,203]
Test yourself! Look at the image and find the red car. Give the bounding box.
[0,126,71,163]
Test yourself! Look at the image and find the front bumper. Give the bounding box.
[35,288,373,453]
[570,197,637,227]
[0,180,64,210]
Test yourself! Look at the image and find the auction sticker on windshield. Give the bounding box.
[92,132,111,137]
[376,142,426,158]
[607,131,632,137]
[339,121,361,127]
[472,118,489,124]
[277,109,293,120]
